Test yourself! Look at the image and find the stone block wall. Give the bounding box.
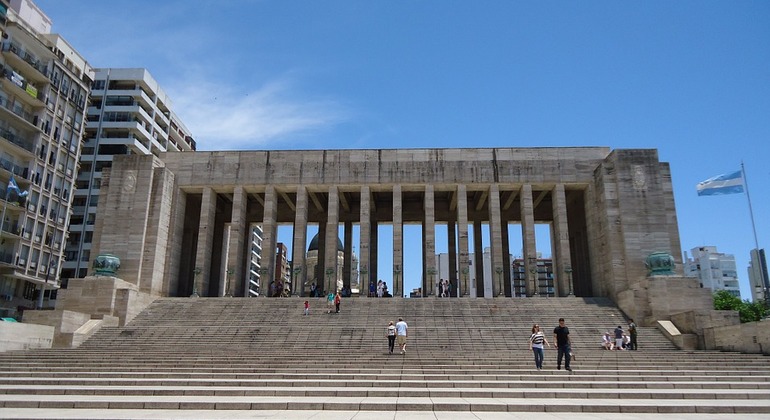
[0,322,54,352]
[706,319,770,355]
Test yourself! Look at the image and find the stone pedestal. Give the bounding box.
[617,275,715,326]
[20,275,156,348]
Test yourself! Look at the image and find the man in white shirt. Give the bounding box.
[395,317,408,354]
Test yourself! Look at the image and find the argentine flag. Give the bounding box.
[696,170,744,196]
[7,176,28,198]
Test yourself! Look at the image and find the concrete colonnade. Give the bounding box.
[194,182,576,299]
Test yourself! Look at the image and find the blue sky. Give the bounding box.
[36,1,770,299]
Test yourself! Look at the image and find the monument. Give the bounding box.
[81,146,716,326]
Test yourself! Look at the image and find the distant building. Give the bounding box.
[436,249,553,297]
[684,246,740,298]
[304,232,357,295]
[748,248,769,304]
[273,242,290,292]
[246,224,263,297]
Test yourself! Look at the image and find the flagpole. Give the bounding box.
[741,161,760,250]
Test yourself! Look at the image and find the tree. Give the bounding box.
[712,290,768,323]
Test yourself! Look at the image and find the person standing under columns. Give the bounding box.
[628,319,638,350]
[334,291,341,314]
[552,318,572,371]
[396,317,408,354]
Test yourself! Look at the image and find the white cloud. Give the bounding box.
[167,76,350,151]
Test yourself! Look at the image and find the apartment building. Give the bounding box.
[0,0,92,315]
[61,68,195,281]
[684,246,741,298]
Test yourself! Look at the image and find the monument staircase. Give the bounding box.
[1,296,769,417]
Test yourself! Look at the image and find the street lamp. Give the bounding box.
[224,267,234,297]
[325,268,335,292]
[426,267,437,296]
[528,257,538,297]
[461,267,469,296]
[258,267,269,296]
[565,266,574,296]
[191,267,202,297]
[393,266,401,296]
[495,266,503,296]
[359,265,368,296]
[293,267,302,296]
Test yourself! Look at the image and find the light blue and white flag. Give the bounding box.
[696,170,744,196]
[7,176,28,198]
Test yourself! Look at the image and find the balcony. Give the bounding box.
[0,42,49,83]
[0,126,36,156]
[0,95,39,129]
[0,68,45,108]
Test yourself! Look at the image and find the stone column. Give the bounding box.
[343,221,353,290]
[501,218,511,297]
[223,186,247,296]
[292,186,308,296]
[370,220,378,294]
[447,218,457,297]
[552,184,572,296]
[194,187,217,296]
[314,221,326,293]
[520,184,538,296]
[358,186,371,296]
[260,186,278,296]
[473,221,484,297]
[423,185,436,296]
[488,184,504,296]
[324,186,340,293]
[392,185,403,297]
[457,185,470,296]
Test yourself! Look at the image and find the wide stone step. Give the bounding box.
[2,394,770,413]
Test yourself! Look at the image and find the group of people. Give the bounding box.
[302,291,343,315]
[528,317,640,371]
[385,318,409,354]
[437,278,452,297]
[528,318,573,371]
[601,319,638,350]
[369,280,392,298]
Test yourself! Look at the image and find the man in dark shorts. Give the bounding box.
[552,318,572,371]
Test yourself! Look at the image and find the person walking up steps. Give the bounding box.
[386,321,396,354]
[395,317,408,354]
[303,300,309,316]
[553,318,572,371]
[529,324,550,370]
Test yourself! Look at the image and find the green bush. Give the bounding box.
[713,290,768,323]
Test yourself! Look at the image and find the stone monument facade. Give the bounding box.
[90,147,700,324]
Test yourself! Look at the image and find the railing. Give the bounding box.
[0,95,38,126]
[1,42,49,78]
[1,66,46,104]
[0,155,28,179]
[0,125,35,154]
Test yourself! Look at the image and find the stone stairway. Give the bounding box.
[0,296,769,416]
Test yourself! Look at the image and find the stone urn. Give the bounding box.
[645,251,675,275]
[93,254,121,276]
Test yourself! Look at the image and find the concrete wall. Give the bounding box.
[0,321,54,352]
[706,319,770,355]
[617,276,715,328]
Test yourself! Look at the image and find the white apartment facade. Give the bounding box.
[61,68,195,281]
[748,248,769,303]
[0,0,92,314]
[684,246,741,298]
